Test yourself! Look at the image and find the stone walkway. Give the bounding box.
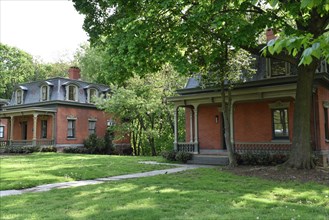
[0,162,213,197]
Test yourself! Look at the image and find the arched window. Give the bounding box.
[40,85,49,101]
[16,89,24,104]
[87,88,98,103]
[66,84,78,101]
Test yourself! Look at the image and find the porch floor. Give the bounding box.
[188,154,229,166]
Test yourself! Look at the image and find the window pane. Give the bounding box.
[88,121,96,135]
[273,109,289,138]
[41,120,47,138]
[271,59,286,76]
[17,90,22,104]
[42,86,48,101]
[67,120,76,138]
[0,126,4,138]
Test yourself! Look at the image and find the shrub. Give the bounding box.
[237,152,289,166]
[83,134,106,154]
[63,147,90,154]
[40,146,57,152]
[175,151,192,163]
[3,146,40,154]
[104,130,115,154]
[161,150,177,161]
[113,144,133,155]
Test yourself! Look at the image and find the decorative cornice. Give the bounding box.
[268,101,290,109]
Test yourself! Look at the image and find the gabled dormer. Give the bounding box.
[265,58,291,78]
[63,82,80,102]
[84,85,99,103]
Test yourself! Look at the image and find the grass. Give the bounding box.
[0,153,171,190]
[1,168,328,220]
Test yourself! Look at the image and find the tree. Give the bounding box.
[73,0,329,168]
[0,43,35,99]
[96,65,186,156]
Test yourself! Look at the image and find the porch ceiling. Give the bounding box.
[0,107,56,118]
[167,83,297,106]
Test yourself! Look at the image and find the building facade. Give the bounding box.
[168,58,329,165]
[0,67,116,149]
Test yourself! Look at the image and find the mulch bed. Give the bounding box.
[222,166,329,185]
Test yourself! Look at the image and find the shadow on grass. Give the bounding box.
[1,168,328,220]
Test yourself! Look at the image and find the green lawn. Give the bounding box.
[0,153,171,190]
[1,168,328,220]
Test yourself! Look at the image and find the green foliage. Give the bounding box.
[175,151,193,163]
[236,152,289,166]
[0,43,35,98]
[161,150,177,161]
[95,65,187,156]
[83,134,106,154]
[3,146,40,154]
[62,147,90,154]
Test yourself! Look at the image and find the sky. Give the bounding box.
[0,0,88,63]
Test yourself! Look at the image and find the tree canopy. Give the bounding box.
[73,0,329,168]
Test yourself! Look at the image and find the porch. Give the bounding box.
[0,139,55,147]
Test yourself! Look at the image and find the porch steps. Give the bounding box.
[188,154,229,166]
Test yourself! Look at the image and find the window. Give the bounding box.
[325,107,329,140]
[272,109,289,139]
[41,120,47,138]
[88,120,96,135]
[88,88,98,103]
[67,119,76,138]
[266,58,290,78]
[41,85,49,101]
[0,126,4,138]
[66,85,78,101]
[16,89,23,104]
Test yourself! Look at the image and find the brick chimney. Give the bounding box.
[266,28,277,42]
[68,66,81,80]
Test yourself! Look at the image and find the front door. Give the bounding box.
[21,122,27,140]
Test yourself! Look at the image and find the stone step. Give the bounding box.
[187,155,229,165]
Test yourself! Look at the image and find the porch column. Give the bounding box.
[52,113,56,145]
[173,106,178,151]
[10,116,14,144]
[193,104,199,153]
[189,108,193,143]
[32,113,38,146]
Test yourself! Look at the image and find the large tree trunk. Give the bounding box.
[284,62,318,169]
[221,82,237,167]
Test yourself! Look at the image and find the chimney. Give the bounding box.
[266,28,276,42]
[68,66,81,80]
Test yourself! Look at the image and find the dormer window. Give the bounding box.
[266,58,291,78]
[16,89,24,104]
[66,84,78,101]
[87,88,98,103]
[41,85,49,101]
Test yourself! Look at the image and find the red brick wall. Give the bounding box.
[56,106,110,145]
[234,100,294,143]
[316,85,329,151]
[197,105,222,150]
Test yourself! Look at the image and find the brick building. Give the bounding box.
[0,67,123,150]
[168,59,329,165]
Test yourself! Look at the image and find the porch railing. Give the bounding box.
[177,142,196,153]
[0,139,54,147]
[234,142,292,154]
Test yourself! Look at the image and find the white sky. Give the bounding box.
[0,0,88,63]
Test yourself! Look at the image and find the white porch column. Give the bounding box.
[173,106,178,151]
[32,113,38,146]
[10,116,14,143]
[189,108,193,143]
[193,104,199,153]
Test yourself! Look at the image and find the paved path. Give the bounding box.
[0,162,213,197]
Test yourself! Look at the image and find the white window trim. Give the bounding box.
[40,85,50,101]
[66,84,79,102]
[87,88,99,103]
[16,89,24,105]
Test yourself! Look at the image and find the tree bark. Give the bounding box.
[283,62,318,169]
[221,82,238,167]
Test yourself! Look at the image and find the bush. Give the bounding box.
[3,146,40,154]
[63,147,90,154]
[113,144,133,155]
[175,151,192,163]
[83,134,106,154]
[40,146,57,152]
[237,152,289,166]
[161,150,177,161]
